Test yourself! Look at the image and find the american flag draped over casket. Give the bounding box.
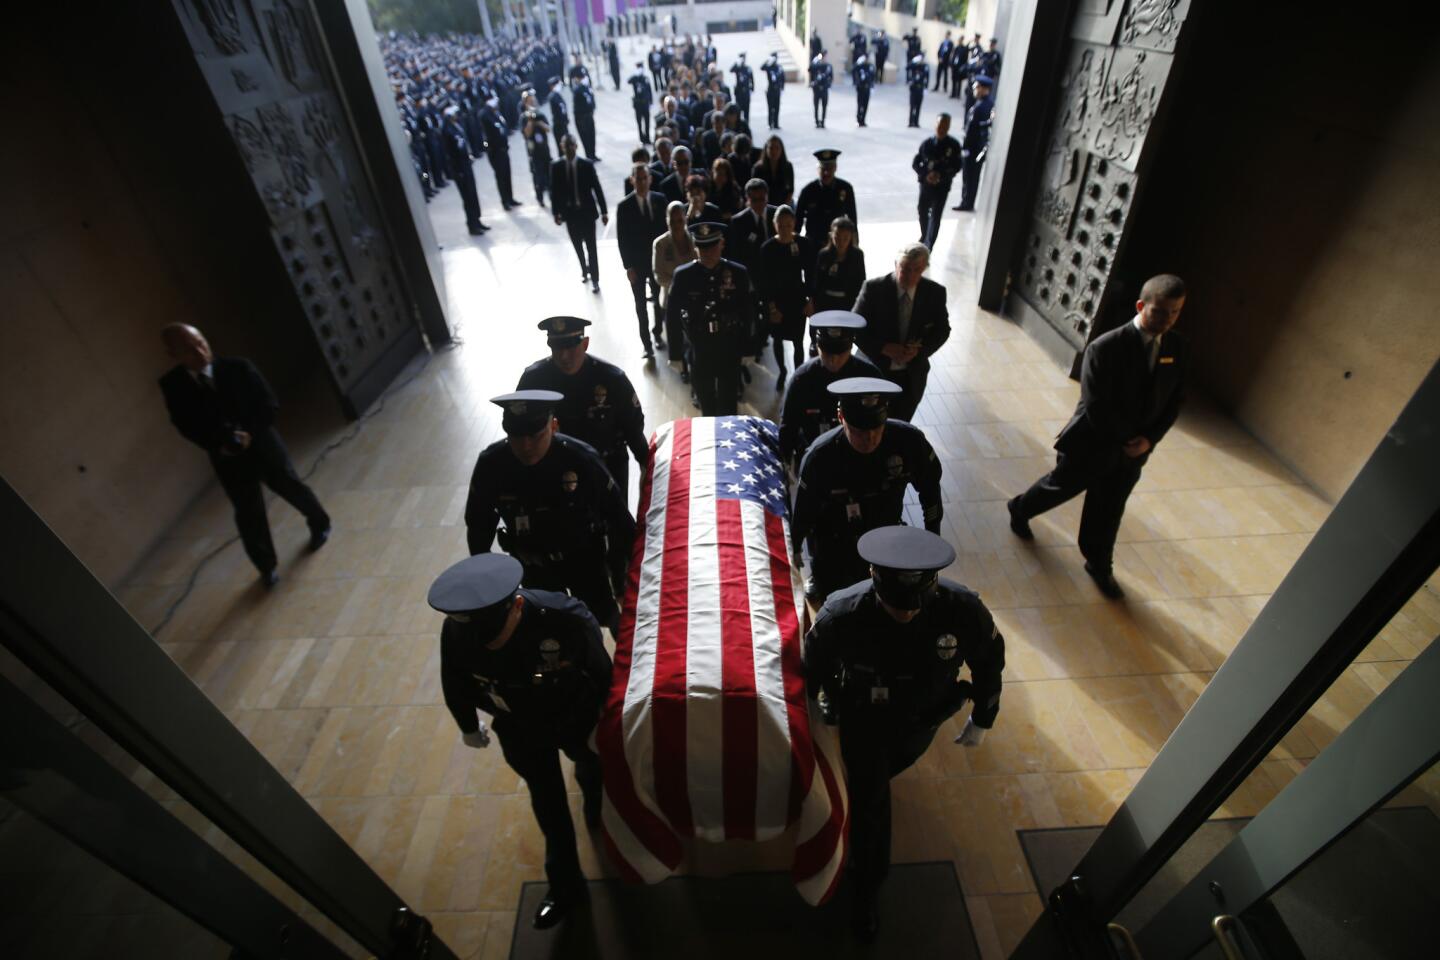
[597,416,849,905]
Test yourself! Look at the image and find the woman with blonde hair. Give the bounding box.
[653,200,697,381]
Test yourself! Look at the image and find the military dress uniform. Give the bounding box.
[803,527,1004,940]
[791,378,943,602]
[906,57,929,127]
[956,78,995,211]
[777,311,881,472]
[523,108,553,206]
[665,222,757,415]
[763,56,785,128]
[795,149,857,240]
[464,391,636,632]
[517,317,649,500]
[912,129,963,249]
[852,57,875,126]
[479,100,519,209]
[808,55,833,128]
[730,56,755,125]
[430,554,613,930]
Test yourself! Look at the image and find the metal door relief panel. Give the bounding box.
[1011,0,1189,349]
[175,0,414,414]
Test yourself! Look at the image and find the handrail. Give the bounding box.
[1107,922,1144,959]
[1211,915,1246,960]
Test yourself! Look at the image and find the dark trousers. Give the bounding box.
[1012,450,1144,571]
[565,218,600,280]
[553,122,569,155]
[455,168,482,229]
[737,93,751,125]
[651,69,663,90]
[918,184,950,249]
[691,345,740,416]
[531,153,550,204]
[908,87,923,126]
[663,296,688,372]
[934,63,946,91]
[856,88,870,124]
[808,542,869,604]
[766,89,781,127]
[878,363,927,423]
[634,107,651,142]
[576,115,598,159]
[602,448,631,511]
[957,154,985,210]
[841,718,941,893]
[213,428,329,575]
[630,270,661,350]
[493,713,602,890]
[519,550,619,632]
[812,88,828,124]
[488,151,516,205]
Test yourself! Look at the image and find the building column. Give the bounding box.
[476,0,494,39]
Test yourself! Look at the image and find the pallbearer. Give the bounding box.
[777,311,881,473]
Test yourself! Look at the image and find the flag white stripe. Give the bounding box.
[684,419,726,840]
[740,497,794,839]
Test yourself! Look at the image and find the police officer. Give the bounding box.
[479,96,520,210]
[567,52,590,87]
[848,29,867,70]
[852,54,875,127]
[522,105,553,207]
[795,149,857,240]
[777,311,881,473]
[464,390,636,632]
[763,52,786,129]
[666,222,757,416]
[791,378,942,604]
[954,75,995,211]
[648,44,665,90]
[903,28,922,62]
[906,55,928,128]
[977,37,1002,84]
[803,526,1004,940]
[441,105,488,235]
[571,77,600,162]
[430,553,612,930]
[546,76,570,154]
[517,317,649,502]
[912,112,962,249]
[935,30,955,92]
[873,30,890,84]
[629,62,653,143]
[605,37,622,90]
[808,51,832,128]
[730,52,755,126]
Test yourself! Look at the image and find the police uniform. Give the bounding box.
[803,527,1004,940]
[665,222,757,416]
[906,56,929,127]
[516,317,649,501]
[629,65,653,143]
[848,30,868,68]
[808,54,833,128]
[730,55,754,125]
[464,391,636,632]
[956,77,995,211]
[912,128,963,249]
[777,312,882,471]
[791,378,943,602]
[430,554,613,930]
[441,109,487,235]
[479,99,519,209]
[523,108,553,206]
[546,78,570,153]
[874,32,890,84]
[763,55,785,129]
[852,56,875,126]
[795,149,858,240]
[571,80,599,161]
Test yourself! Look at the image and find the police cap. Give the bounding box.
[492,389,563,435]
[811,309,866,345]
[548,75,562,86]
[828,376,901,429]
[973,75,995,87]
[426,553,523,620]
[857,526,956,572]
[911,55,924,65]
[688,221,726,246]
[813,148,841,165]
[537,315,591,346]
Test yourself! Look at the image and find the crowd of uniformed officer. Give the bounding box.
[392,18,1015,947]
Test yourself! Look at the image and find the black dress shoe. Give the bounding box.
[680,368,690,384]
[653,332,667,350]
[852,889,880,942]
[583,789,603,828]
[1006,499,1033,540]
[775,370,786,392]
[643,347,655,360]
[1085,562,1125,600]
[532,884,587,930]
[308,526,332,551]
[260,569,280,589]
[591,280,600,293]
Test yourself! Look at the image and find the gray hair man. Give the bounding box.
[851,243,951,423]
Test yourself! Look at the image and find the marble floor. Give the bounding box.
[21,29,1439,960]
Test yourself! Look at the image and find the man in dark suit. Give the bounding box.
[157,324,330,587]
[658,145,696,205]
[550,134,609,293]
[616,164,669,358]
[852,243,950,423]
[1007,275,1188,599]
[724,178,776,273]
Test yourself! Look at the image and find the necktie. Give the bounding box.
[641,197,648,220]
[1148,334,1161,372]
[898,291,912,344]
[200,371,216,392]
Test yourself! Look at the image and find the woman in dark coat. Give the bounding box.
[684,174,723,225]
[809,215,866,351]
[751,134,795,207]
[709,157,743,219]
[757,205,814,388]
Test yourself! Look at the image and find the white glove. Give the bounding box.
[462,724,491,749]
[954,716,987,747]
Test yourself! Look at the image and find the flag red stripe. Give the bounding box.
[791,743,848,896]
[599,432,683,870]
[717,496,758,841]
[652,418,695,836]
[765,510,814,825]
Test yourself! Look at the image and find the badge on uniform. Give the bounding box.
[540,637,561,667]
[936,633,958,661]
[886,454,906,479]
[515,514,530,532]
[870,686,889,704]
[592,384,609,407]
[561,471,578,493]
[846,502,862,520]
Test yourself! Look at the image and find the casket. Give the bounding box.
[597,416,849,904]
